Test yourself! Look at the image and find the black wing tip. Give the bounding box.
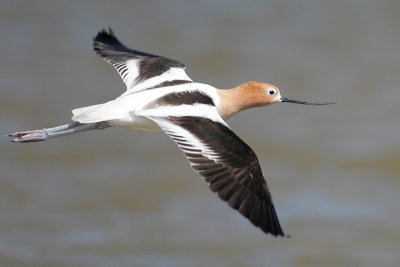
[222,184,284,237]
[93,27,123,53]
[265,209,285,237]
[256,204,285,237]
[231,189,284,237]
[92,27,135,59]
[94,27,116,42]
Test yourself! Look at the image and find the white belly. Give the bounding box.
[108,116,163,133]
[72,83,220,134]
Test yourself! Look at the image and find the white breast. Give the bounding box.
[71,82,221,133]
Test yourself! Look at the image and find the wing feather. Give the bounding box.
[150,115,284,236]
[93,28,192,93]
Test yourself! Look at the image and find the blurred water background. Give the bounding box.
[1,1,400,266]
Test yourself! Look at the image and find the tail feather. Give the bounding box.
[72,104,104,117]
[71,102,120,123]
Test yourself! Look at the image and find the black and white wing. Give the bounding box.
[150,114,285,236]
[93,28,192,94]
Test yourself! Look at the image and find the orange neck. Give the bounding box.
[216,82,268,120]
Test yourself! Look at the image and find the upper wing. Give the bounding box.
[149,114,284,236]
[93,28,192,94]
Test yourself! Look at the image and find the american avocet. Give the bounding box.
[8,28,334,237]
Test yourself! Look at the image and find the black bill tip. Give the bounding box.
[281,97,336,105]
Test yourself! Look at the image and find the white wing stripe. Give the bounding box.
[121,67,192,95]
[93,29,192,93]
[156,119,227,162]
[139,104,226,125]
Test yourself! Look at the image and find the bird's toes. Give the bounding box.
[9,130,48,143]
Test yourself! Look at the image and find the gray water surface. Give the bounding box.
[1,1,400,266]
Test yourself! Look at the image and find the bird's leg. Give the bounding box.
[7,121,110,143]
[10,122,82,137]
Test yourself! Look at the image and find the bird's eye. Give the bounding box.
[268,89,276,96]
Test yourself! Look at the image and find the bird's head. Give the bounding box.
[216,81,334,120]
[246,81,335,106]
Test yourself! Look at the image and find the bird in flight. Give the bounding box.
[8,28,334,237]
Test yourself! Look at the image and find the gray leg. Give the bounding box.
[10,122,82,137]
[7,121,110,143]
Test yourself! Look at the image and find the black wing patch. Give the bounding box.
[144,90,215,109]
[153,116,284,236]
[93,28,191,91]
[145,80,192,90]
